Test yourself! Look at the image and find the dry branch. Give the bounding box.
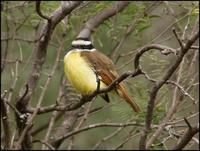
[36,1,50,21]
[110,1,163,60]
[1,1,198,150]
[139,29,199,150]
[1,98,12,149]
[50,122,143,147]
[48,78,81,149]
[172,118,199,150]
[25,43,180,115]
[77,1,130,38]
[14,2,81,149]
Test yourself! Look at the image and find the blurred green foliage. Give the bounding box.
[1,1,199,150]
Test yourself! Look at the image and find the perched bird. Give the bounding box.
[64,37,140,113]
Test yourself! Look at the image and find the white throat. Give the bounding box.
[65,48,96,58]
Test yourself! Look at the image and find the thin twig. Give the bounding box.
[1,1,9,73]
[41,111,58,150]
[50,122,143,146]
[92,127,123,149]
[4,99,21,117]
[3,1,29,12]
[146,47,198,149]
[184,117,192,129]
[15,35,64,149]
[68,102,93,150]
[172,120,199,150]
[42,35,66,149]
[1,98,12,149]
[33,140,55,150]
[141,71,195,102]
[173,28,184,49]
[134,44,177,70]
[1,37,37,43]
[31,112,63,136]
[110,1,163,60]
[115,132,141,150]
[35,1,50,21]
[77,1,130,38]
[77,106,104,118]
[7,59,20,103]
[147,13,189,44]
[14,2,82,149]
[167,112,199,125]
[139,29,199,149]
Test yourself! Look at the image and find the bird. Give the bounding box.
[64,37,141,113]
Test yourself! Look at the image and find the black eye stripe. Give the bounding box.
[75,37,90,41]
[72,44,94,49]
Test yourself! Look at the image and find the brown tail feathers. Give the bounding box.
[117,84,141,113]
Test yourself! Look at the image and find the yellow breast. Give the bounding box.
[64,50,107,94]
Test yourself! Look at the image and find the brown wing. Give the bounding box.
[81,50,119,86]
[81,50,141,113]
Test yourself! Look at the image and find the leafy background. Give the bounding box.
[1,1,199,150]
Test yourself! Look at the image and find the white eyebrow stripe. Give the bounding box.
[72,40,92,45]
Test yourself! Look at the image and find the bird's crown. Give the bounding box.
[71,37,94,49]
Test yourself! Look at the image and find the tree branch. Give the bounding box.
[139,30,199,150]
[1,98,12,149]
[145,40,198,149]
[77,1,130,38]
[15,37,64,149]
[50,122,143,147]
[33,140,55,150]
[172,28,184,49]
[26,43,182,115]
[172,118,199,150]
[14,2,81,149]
[31,112,63,136]
[65,68,142,111]
[109,1,163,60]
[134,44,177,70]
[48,77,81,149]
[16,1,81,113]
[36,1,50,21]
[141,71,195,102]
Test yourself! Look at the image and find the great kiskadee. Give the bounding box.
[64,38,141,113]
